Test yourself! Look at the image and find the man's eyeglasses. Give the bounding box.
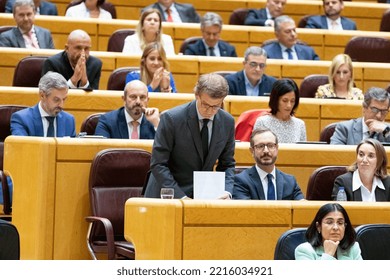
[322,219,346,228]
[200,100,222,111]
[252,143,277,151]
[370,106,389,115]
[247,62,266,69]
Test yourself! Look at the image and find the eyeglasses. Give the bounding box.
[200,100,222,111]
[247,62,266,69]
[370,106,389,115]
[322,220,347,228]
[128,95,147,101]
[252,143,277,151]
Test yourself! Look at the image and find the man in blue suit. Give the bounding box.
[263,15,320,60]
[305,0,356,30]
[5,0,58,15]
[11,72,76,137]
[184,12,237,57]
[233,128,304,200]
[143,0,200,23]
[244,0,287,27]
[225,46,277,96]
[95,80,160,139]
[0,0,54,49]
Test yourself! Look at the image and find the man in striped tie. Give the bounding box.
[233,128,304,200]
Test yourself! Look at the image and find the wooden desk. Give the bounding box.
[4,136,381,259]
[124,199,390,259]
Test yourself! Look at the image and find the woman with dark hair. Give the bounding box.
[253,78,306,143]
[122,8,175,56]
[125,42,176,93]
[65,0,112,19]
[332,138,390,201]
[295,203,362,260]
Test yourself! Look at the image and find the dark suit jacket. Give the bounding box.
[143,2,200,23]
[244,8,269,26]
[42,51,102,90]
[5,0,58,15]
[144,100,236,198]
[263,42,320,60]
[184,39,237,57]
[225,70,277,96]
[332,172,390,201]
[10,104,76,137]
[0,26,54,49]
[233,166,304,200]
[95,107,156,139]
[305,15,357,30]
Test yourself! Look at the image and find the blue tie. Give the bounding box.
[209,47,216,56]
[46,116,55,137]
[267,173,275,200]
[286,48,293,60]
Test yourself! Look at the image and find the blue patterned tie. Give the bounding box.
[286,48,293,60]
[267,173,275,200]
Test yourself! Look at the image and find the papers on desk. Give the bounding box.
[193,171,225,199]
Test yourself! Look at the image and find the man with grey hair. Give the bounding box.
[11,72,76,137]
[263,15,319,60]
[144,73,236,199]
[331,87,390,144]
[0,0,54,48]
[225,46,277,96]
[42,29,102,90]
[184,12,237,57]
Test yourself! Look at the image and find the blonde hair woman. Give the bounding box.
[122,8,175,56]
[315,54,363,100]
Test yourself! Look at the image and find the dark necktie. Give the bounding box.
[201,119,209,159]
[267,173,275,200]
[286,48,293,60]
[209,47,216,56]
[46,116,55,137]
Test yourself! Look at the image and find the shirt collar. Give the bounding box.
[255,165,276,181]
[124,107,143,124]
[352,170,385,192]
[243,70,262,88]
[38,101,51,117]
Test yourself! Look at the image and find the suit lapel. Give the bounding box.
[14,28,26,48]
[32,105,44,136]
[187,101,204,161]
[198,41,207,56]
[56,112,65,137]
[248,166,265,199]
[321,16,328,29]
[118,108,129,139]
[353,118,364,144]
[238,71,246,95]
[275,169,284,200]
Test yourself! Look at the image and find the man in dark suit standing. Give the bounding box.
[5,0,58,15]
[225,46,277,96]
[305,0,357,30]
[95,80,160,139]
[244,0,287,27]
[184,12,237,57]
[42,29,102,90]
[11,71,76,137]
[143,0,200,23]
[0,0,54,49]
[144,73,236,199]
[233,128,304,200]
[263,15,320,60]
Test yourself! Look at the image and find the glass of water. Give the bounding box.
[160,188,174,199]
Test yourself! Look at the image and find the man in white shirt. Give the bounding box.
[143,0,200,23]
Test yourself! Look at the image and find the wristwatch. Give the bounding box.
[383,126,390,137]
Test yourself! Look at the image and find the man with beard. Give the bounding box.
[244,0,287,27]
[95,80,159,139]
[11,71,76,137]
[305,0,357,30]
[42,29,102,90]
[233,128,304,200]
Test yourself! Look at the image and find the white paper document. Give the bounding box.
[193,171,225,199]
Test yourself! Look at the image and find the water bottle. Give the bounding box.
[336,186,347,201]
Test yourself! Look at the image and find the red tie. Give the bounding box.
[131,121,139,139]
[166,8,173,22]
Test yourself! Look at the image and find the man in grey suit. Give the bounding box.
[0,0,54,49]
[144,73,236,199]
[263,15,319,60]
[305,0,357,30]
[331,87,390,145]
[233,128,304,200]
[143,0,200,23]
